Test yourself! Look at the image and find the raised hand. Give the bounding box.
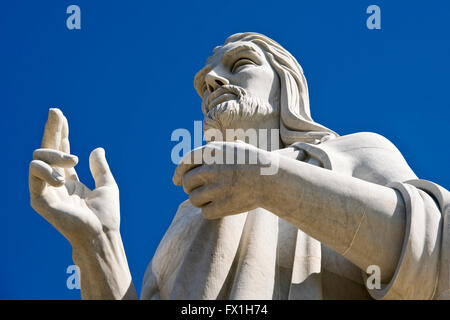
[29,108,120,248]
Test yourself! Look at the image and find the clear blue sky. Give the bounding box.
[1,0,449,299]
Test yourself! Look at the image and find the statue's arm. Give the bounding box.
[29,109,138,299]
[262,155,407,282]
[175,140,443,289]
[72,232,138,299]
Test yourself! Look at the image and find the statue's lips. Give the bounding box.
[206,92,238,112]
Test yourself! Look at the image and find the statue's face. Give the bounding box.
[198,41,281,132]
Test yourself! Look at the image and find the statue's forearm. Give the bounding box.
[72,231,138,299]
[262,156,406,282]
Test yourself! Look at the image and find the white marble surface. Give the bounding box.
[29,33,450,300]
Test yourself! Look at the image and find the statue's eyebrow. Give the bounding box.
[194,44,260,98]
[223,44,259,61]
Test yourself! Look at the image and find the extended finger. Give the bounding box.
[33,148,78,168]
[29,160,65,187]
[59,114,79,180]
[89,148,117,188]
[60,114,70,153]
[41,108,64,150]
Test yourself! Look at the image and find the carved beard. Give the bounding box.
[202,85,279,133]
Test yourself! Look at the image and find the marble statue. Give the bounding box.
[29,33,450,300]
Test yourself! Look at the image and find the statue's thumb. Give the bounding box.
[89,147,116,188]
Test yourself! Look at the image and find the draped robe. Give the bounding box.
[141,132,450,300]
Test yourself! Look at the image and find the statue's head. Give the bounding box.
[194,32,337,145]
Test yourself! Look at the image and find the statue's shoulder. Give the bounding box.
[326,132,398,152]
[319,132,418,184]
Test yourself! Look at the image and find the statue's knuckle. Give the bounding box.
[189,195,199,206]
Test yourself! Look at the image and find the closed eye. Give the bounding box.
[231,58,255,73]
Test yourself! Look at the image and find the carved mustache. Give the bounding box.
[202,85,247,114]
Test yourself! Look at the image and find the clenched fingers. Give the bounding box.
[173,142,229,186]
[189,184,223,208]
[173,146,205,186]
[181,165,216,194]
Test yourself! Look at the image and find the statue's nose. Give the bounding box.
[205,71,229,94]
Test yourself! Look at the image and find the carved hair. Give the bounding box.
[195,32,338,145]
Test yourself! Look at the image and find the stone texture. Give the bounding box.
[29,32,450,300]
